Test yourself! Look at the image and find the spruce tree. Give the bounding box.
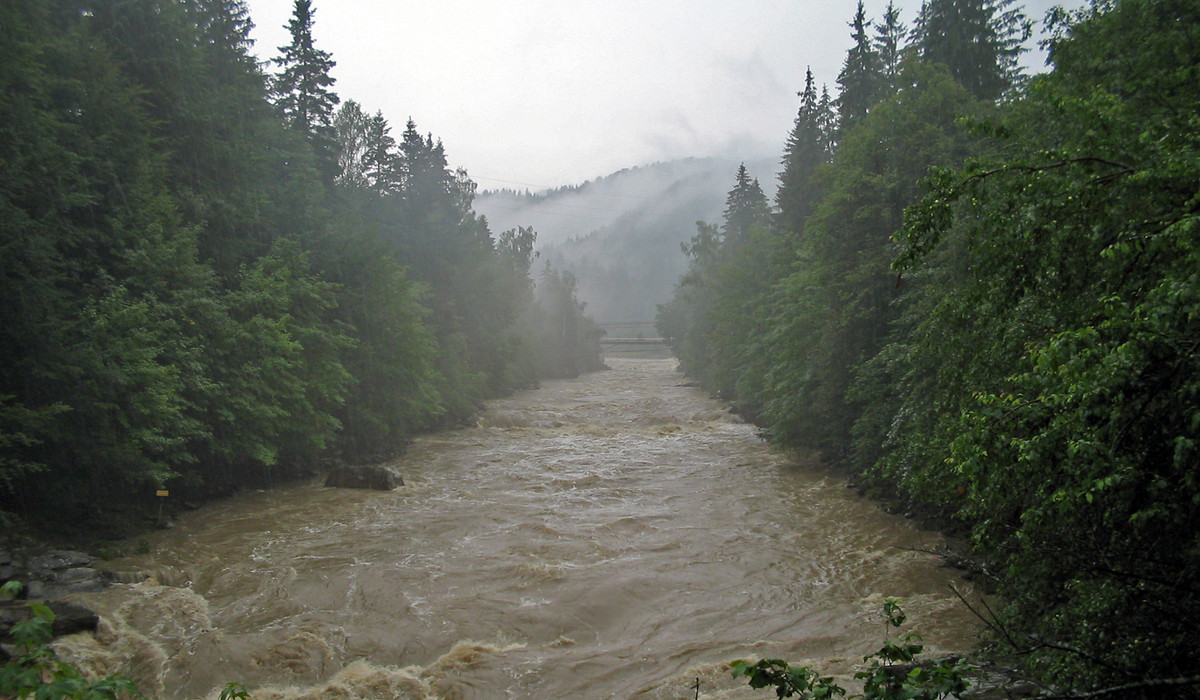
[912,0,1030,101]
[397,120,447,222]
[364,112,402,194]
[874,1,908,90]
[776,68,835,236]
[272,0,340,176]
[836,1,885,134]
[192,0,257,74]
[721,164,770,244]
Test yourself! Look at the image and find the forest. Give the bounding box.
[0,0,604,536]
[658,0,1199,695]
[3,0,1199,697]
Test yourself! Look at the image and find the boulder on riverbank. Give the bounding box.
[1,549,111,600]
[324,465,404,490]
[1,548,105,656]
[0,599,99,640]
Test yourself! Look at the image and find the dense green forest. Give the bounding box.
[0,0,603,535]
[659,0,1199,695]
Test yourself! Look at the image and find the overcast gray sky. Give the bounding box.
[245,0,1066,190]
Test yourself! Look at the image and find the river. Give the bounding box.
[61,358,982,699]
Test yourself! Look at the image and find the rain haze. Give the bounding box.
[6,3,1193,696]
[244,0,1065,191]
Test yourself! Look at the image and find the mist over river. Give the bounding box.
[61,358,982,699]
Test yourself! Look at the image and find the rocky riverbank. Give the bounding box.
[1,548,111,600]
[1,465,411,658]
[0,548,108,659]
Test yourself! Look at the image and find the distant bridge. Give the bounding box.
[596,321,670,350]
[599,337,669,347]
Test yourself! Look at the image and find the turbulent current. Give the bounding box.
[61,358,983,699]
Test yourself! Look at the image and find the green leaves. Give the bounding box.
[674,0,1200,693]
[9,601,54,651]
[218,682,250,700]
[893,167,958,275]
[733,602,967,700]
[874,0,1200,689]
[206,239,352,469]
[0,594,143,700]
[731,658,846,699]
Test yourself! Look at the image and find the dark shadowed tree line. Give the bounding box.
[0,0,602,535]
[659,0,1200,695]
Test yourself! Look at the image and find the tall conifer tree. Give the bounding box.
[363,112,402,194]
[398,119,457,226]
[912,0,1030,101]
[776,68,835,236]
[272,0,340,175]
[874,1,908,90]
[192,0,257,73]
[722,164,770,244]
[836,1,885,134]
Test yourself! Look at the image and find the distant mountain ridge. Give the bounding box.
[475,156,778,323]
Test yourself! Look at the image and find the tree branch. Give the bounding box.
[948,586,1133,679]
[1041,675,1200,699]
[958,157,1136,190]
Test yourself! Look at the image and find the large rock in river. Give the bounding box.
[0,599,99,641]
[324,465,404,490]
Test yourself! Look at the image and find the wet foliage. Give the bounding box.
[732,601,968,700]
[0,582,142,699]
[661,0,1200,694]
[0,0,601,532]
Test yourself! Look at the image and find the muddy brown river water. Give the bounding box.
[61,358,982,699]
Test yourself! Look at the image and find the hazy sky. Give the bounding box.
[244,0,1065,191]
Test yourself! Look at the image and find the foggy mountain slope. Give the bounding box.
[477,158,738,247]
[476,157,778,323]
